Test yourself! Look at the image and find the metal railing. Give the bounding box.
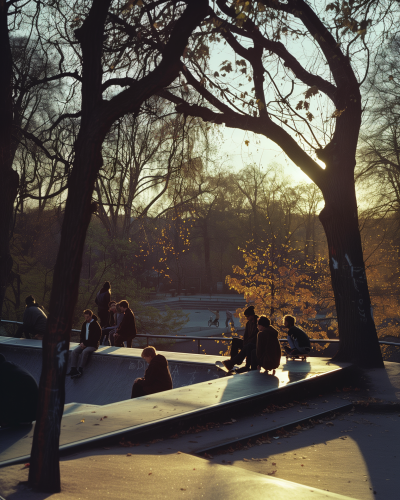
[1,319,399,354]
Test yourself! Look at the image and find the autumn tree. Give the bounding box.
[162,0,398,367]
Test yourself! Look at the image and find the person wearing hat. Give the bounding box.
[223,305,258,373]
[16,295,47,340]
[250,316,281,374]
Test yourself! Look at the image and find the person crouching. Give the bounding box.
[131,346,173,399]
[251,316,281,375]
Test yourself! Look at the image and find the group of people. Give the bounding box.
[222,306,311,375]
[67,282,138,378]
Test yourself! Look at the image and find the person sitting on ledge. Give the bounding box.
[282,314,311,356]
[131,346,173,399]
[114,300,137,348]
[0,353,38,427]
[223,305,258,373]
[16,295,47,340]
[67,309,102,379]
[250,316,281,375]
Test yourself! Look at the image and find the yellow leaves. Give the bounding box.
[257,99,265,111]
[121,0,142,14]
[304,86,319,99]
[236,12,247,27]
[258,2,266,12]
[244,140,250,146]
[332,108,346,118]
[220,61,233,73]
[212,17,223,28]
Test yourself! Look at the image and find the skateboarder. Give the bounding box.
[209,309,220,326]
[282,315,311,356]
[0,353,38,426]
[131,346,173,398]
[223,305,258,373]
[250,316,281,374]
[67,310,102,378]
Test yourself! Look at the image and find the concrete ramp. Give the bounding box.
[0,338,225,406]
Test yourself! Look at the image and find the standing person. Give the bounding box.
[95,281,111,328]
[223,305,258,372]
[114,300,137,348]
[282,315,311,356]
[225,310,235,328]
[208,309,220,326]
[67,310,102,378]
[250,316,281,374]
[131,346,173,398]
[16,295,47,340]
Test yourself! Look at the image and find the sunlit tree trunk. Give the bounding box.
[319,168,383,367]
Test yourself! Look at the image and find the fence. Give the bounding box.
[1,319,399,355]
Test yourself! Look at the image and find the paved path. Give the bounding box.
[0,451,352,500]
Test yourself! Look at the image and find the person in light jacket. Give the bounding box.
[67,310,102,378]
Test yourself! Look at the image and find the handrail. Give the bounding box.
[1,319,399,354]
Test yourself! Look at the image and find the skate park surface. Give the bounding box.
[2,362,400,500]
[1,334,399,500]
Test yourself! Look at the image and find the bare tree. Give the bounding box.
[27,0,208,491]
[161,0,397,367]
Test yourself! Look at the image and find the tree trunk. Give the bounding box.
[28,0,209,491]
[28,137,102,492]
[0,1,19,317]
[319,176,383,368]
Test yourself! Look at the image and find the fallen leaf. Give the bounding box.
[148,472,152,475]
[272,462,276,466]
[273,436,280,440]
[80,419,85,423]
[24,463,30,468]
[126,453,132,456]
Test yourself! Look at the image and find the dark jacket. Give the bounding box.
[256,326,281,371]
[79,315,102,349]
[0,354,38,424]
[288,326,311,349]
[243,315,258,346]
[136,355,173,395]
[22,303,47,334]
[95,289,111,311]
[117,308,137,340]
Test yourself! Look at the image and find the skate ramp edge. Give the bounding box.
[0,337,226,406]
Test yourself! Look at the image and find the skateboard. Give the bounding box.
[215,361,240,373]
[285,354,308,362]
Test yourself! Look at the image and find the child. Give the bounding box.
[131,346,173,398]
